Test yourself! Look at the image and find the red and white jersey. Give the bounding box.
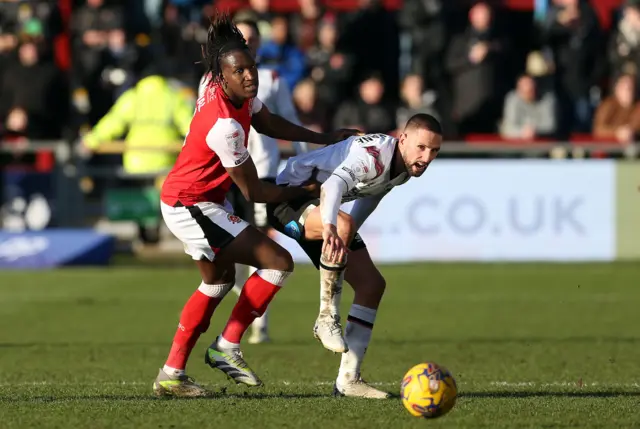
[161,82,263,206]
[277,133,410,202]
[199,69,306,179]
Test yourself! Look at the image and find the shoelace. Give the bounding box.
[178,375,197,384]
[327,315,343,335]
[226,350,248,369]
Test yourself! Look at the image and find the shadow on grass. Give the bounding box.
[3,390,639,404]
[461,391,640,399]
[0,391,333,403]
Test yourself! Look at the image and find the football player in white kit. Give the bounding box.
[267,113,442,398]
[198,17,308,345]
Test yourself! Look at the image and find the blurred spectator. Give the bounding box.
[500,74,558,139]
[593,74,639,143]
[0,0,62,56]
[144,0,164,29]
[525,50,556,94]
[398,0,447,94]
[396,74,440,131]
[337,0,400,98]
[70,0,127,125]
[158,3,203,87]
[609,0,640,91]
[82,67,194,243]
[0,27,18,87]
[0,39,68,139]
[293,78,329,132]
[248,0,271,22]
[306,14,353,108]
[290,0,323,51]
[333,72,396,133]
[542,0,603,134]
[258,15,306,90]
[71,0,123,79]
[446,2,507,136]
[82,66,193,174]
[99,26,139,100]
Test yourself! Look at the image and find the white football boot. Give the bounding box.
[313,314,349,353]
[334,373,391,399]
[152,368,210,398]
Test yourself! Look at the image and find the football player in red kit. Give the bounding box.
[154,13,358,397]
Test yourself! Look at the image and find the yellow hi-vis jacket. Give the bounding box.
[84,75,194,173]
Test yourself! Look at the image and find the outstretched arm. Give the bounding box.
[251,102,360,146]
[208,116,316,203]
[227,156,315,203]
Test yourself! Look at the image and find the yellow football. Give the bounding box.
[400,362,458,418]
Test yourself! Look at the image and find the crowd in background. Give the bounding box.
[1,0,640,148]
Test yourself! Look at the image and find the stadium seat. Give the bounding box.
[569,133,619,144]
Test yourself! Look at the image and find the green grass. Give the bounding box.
[1,262,639,428]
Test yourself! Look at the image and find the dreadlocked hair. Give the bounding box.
[203,12,249,85]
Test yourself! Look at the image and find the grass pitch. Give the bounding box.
[0,262,639,428]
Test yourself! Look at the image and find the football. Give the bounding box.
[400,362,458,418]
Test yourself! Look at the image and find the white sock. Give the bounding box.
[216,335,240,351]
[338,304,377,383]
[162,365,185,378]
[319,256,345,318]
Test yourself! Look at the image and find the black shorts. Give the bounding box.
[227,180,273,228]
[267,195,367,270]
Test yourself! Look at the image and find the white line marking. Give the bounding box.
[0,381,639,388]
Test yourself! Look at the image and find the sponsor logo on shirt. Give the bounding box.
[341,166,356,181]
[226,129,246,160]
[354,162,369,175]
[227,214,242,224]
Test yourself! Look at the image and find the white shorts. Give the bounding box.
[161,201,250,261]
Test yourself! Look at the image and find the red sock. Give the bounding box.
[165,290,222,369]
[221,271,286,343]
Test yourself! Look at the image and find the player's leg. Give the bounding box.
[154,259,236,397]
[155,202,243,397]
[247,200,271,344]
[227,184,252,296]
[228,184,271,344]
[334,243,390,399]
[161,201,293,388]
[299,206,355,353]
[204,224,293,387]
[268,197,353,353]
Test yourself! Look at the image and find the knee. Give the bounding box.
[271,247,295,273]
[336,212,356,242]
[199,261,235,285]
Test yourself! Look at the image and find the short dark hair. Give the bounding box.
[203,12,249,84]
[404,113,442,135]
